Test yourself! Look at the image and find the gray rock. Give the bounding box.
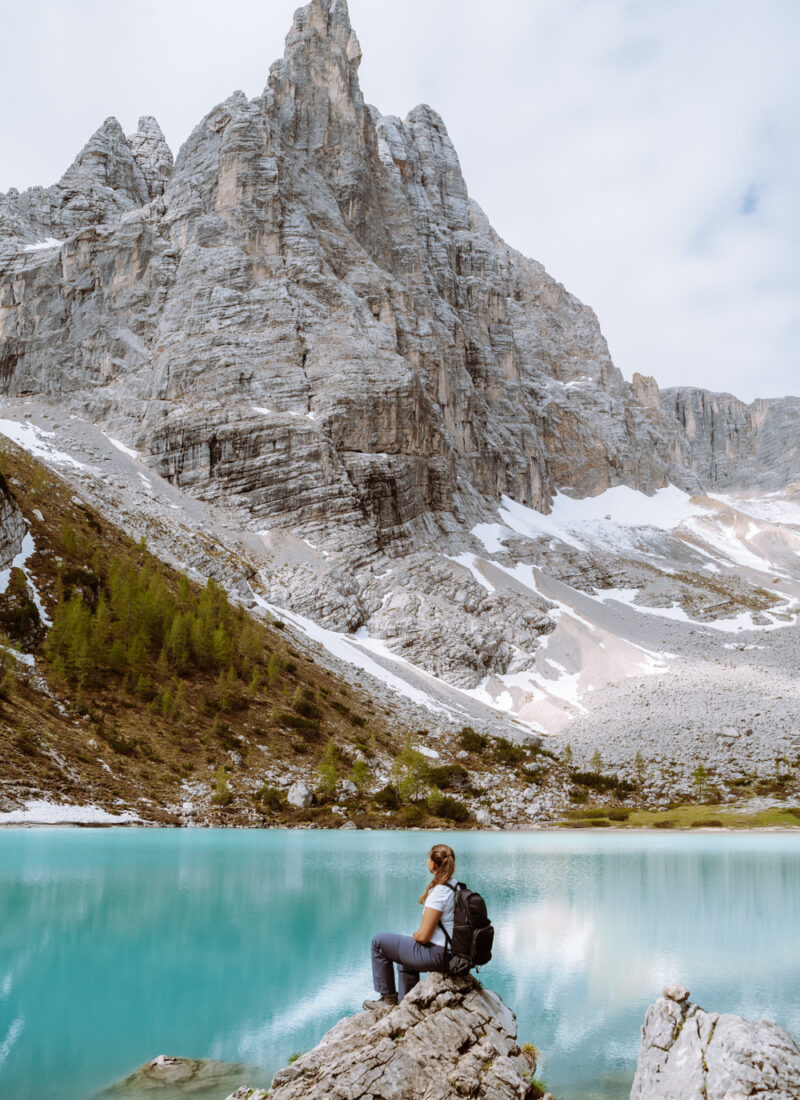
[243,973,535,1100]
[286,780,314,808]
[630,987,800,1100]
[94,1054,259,1098]
[0,478,26,569]
[127,116,174,199]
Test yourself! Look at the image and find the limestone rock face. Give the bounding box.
[661,386,800,489]
[241,974,537,1100]
[0,116,165,260]
[630,986,800,1100]
[1,0,799,698]
[126,116,175,199]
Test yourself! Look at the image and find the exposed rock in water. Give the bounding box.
[93,1054,261,1099]
[227,974,539,1100]
[631,984,800,1100]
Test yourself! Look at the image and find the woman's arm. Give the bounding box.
[413,906,443,944]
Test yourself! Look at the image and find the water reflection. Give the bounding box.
[0,831,798,1100]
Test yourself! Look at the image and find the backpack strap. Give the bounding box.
[436,881,461,965]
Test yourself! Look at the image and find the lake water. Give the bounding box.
[1,829,799,1100]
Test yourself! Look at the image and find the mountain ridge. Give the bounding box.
[1,0,799,749]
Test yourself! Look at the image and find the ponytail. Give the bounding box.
[419,843,456,904]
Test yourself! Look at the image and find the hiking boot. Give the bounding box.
[362,993,398,1012]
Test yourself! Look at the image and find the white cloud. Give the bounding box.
[1,0,797,401]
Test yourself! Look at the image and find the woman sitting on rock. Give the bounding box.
[365,843,457,1009]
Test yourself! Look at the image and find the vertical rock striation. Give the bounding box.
[631,985,800,1100]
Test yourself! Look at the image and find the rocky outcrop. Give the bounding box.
[229,974,539,1100]
[631,984,800,1100]
[0,474,26,569]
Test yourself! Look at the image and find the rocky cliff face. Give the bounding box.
[1,0,798,714]
[0,0,745,536]
[661,386,800,489]
[631,984,800,1100]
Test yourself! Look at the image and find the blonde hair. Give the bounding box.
[419,843,456,904]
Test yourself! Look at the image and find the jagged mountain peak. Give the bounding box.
[64,114,150,205]
[2,0,800,731]
[285,0,361,68]
[127,115,174,198]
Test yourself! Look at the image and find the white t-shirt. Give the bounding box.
[424,878,457,948]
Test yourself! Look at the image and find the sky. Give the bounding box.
[2,0,798,401]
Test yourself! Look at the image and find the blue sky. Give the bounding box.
[2,0,797,400]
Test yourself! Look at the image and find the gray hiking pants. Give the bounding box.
[371,932,446,1000]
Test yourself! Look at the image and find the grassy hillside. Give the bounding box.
[0,443,401,826]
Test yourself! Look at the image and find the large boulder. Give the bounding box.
[227,974,539,1100]
[286,780,314,808]
[630,985,800,1100]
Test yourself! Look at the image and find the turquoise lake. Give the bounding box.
[1,829,799,1100]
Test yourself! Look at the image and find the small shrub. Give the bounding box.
[458,727,487,753]
[438,796,471,823]
[277,711,320,733]
[253,785,283,812]
[520,765,546,784]
[97,727,138,756]
[14,730,38,756]
[570,770,634,793]
[401,803,426,826]
[211,767,232,806]
[653,819,675,829]
[427,786,444,815]
[317,738,340,799]
[426,763,470,790]
[492,737,526,766]
[292,685,320,719]
[374,784,400,810]
[352,757,372,793]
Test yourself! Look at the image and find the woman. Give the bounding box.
[365,843,457,1009]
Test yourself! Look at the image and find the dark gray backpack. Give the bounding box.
[438,881,494,975]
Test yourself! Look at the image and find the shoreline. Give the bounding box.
[3,821,800,833]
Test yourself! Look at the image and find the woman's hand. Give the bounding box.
[413,906,443,944]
